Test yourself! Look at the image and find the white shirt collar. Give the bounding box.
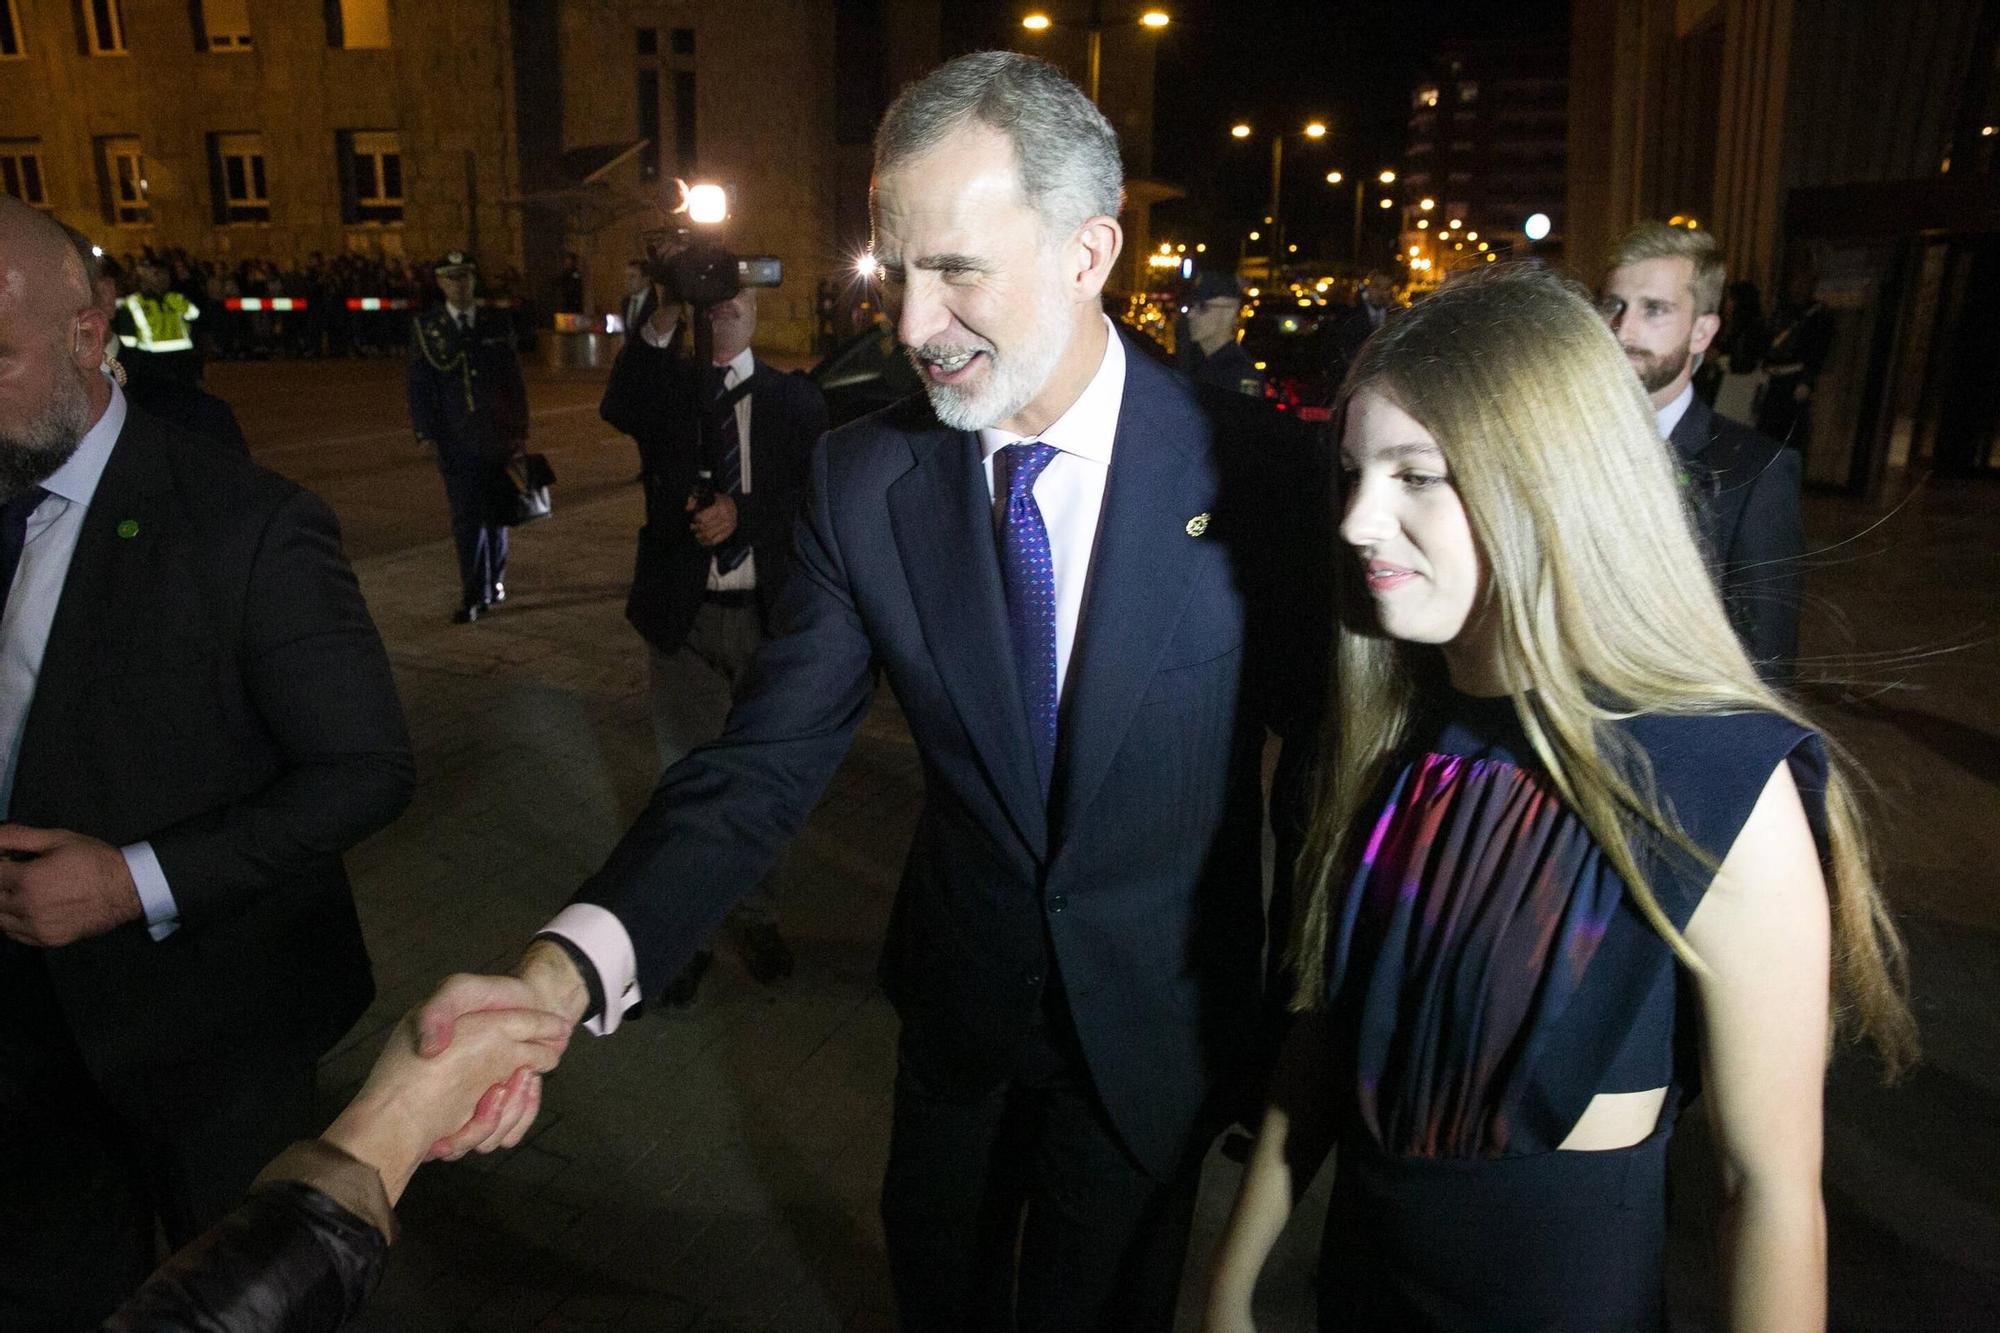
[978,316,1124,467]
[446,303,476,324]
[1655,380,1696,439]
[717,345,755,383]
[40,381,127,509]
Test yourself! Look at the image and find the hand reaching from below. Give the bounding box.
[321,1007,571,1204]
[414,941,590,1161]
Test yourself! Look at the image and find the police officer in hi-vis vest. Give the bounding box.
[406,252,529,623]
[115,258,202,386]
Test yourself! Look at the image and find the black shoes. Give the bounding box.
[662,950,714,1006]
[736,920,795,986]
[450,602,484,624]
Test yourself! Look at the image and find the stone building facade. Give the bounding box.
[0,0,935,353]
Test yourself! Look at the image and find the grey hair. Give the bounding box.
[875,50,1124,236]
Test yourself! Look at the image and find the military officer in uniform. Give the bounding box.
[407,252,529,623]
[1176,269,1265,398]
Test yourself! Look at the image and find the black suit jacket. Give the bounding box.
[119,356,250,457]
[1669,394,1804,681]
[574,340,1326,1177]
[599,336,829,654]
[2,406,413,1137]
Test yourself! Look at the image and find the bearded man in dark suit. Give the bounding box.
[0,197,412,1332]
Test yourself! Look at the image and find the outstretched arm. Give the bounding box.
[1685,761,1832,1333]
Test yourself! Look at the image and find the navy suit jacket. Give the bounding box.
[1670,394,1804,681]
[574,338,1325,1177]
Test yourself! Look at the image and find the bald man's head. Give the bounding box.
[0,197,112,501]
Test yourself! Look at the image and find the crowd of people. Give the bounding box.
[96,245,537,361]
[0,47,1915,1333]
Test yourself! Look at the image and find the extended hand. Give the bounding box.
[322,1007,571,1204]
[414,941,589,1159]
[0,825,144,947]
[686,492,739,547]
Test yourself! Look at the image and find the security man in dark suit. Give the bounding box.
[598,283,828,1000]
[1601,220,1804,681]
[407,251,529,623]
[0,197,412,1331]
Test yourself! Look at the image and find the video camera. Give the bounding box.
[645,230,783,309]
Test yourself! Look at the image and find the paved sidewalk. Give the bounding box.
[211,359,1995,1331]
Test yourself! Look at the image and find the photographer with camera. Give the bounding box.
[598,244,828,1002]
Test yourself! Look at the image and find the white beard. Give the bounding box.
[914,273,1076,432]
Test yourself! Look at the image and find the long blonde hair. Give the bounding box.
[1290,266,1916,1077]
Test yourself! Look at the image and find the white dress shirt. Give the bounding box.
[638,329,759,591]
[1656,380,1695,441]
[0,383,180,939]
[544,318,1129,1034]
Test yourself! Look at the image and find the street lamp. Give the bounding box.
[1021,5,1171,104]
[1229,119,1331,277]
[1326,166,1399,264]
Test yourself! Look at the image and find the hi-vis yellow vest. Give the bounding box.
[120,292,200,353]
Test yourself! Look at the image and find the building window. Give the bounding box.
[97,135,150,224]
[1414,84,1439,109]
[326,0,390,49]
[81,0,127,54]
[673,69,697,176]
[209,132,269,223]
[198,0,253,50]
[0,142,46,206]
[636,26,656,56]
[636,68,661,180]
[2,0,26,58]
[670,27,694,55]
[340,129,403,224]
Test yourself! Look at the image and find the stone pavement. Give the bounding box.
[210,358,1997,1331]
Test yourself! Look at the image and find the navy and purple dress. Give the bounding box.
[1316,689,1828,1331]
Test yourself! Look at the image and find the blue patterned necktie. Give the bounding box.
[999,442,1061,796]
[711,365,750,574]
[0,487,49,623]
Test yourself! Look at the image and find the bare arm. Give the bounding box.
[1684,761,1831,1333]
[1205,1010,1338,1331]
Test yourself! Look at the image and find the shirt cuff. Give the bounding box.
[539,903,641,1036]
[121,841,179,941]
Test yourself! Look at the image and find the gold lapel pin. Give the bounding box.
[1185,512,1211,537]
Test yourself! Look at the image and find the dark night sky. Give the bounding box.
[944,0,1571,264]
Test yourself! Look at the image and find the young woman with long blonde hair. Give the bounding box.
[1204,266,1914,1332]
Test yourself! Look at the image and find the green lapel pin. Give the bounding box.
[116,519,139,539]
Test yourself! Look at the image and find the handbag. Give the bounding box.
[505,452,556,526]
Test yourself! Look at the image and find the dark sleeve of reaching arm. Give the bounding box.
[1724,445,1805,684]
[146,487,415,923]
[572,432,877,997]
[733,375,827,550]
[101,1143,391,1333]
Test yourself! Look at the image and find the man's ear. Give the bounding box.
[1071,214,1124,301]
[73,309,111,374]
[1689,311,1720,358]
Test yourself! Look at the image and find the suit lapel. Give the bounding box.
[888,426,1049,860]
[14,418,172,821]
[1053,354,1205,845]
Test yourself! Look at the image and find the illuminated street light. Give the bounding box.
[1195,242,1206,253]
[1024,7,1169,103]
[1379,197,1393,208]
[1984,124,1997,137]
[685,182,729,225]
[1447,217,1462,229]
[1304,122,1327,139]
[1524,212,1552,241]
[1326,170,1343,184]
[1378,169,1397,184]
[1419,197,1435,211]
[1248,230,1261,241]
[1140,9,1171,27]
[1417,219,1429,230]
[1022,12,1051,30]
[1477,241,1489,251]
[1288,243,1298,252]
[1231,123,1253,139]
[1466,230,1477,240]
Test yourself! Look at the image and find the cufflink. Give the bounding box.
[1185,512,1211,537]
